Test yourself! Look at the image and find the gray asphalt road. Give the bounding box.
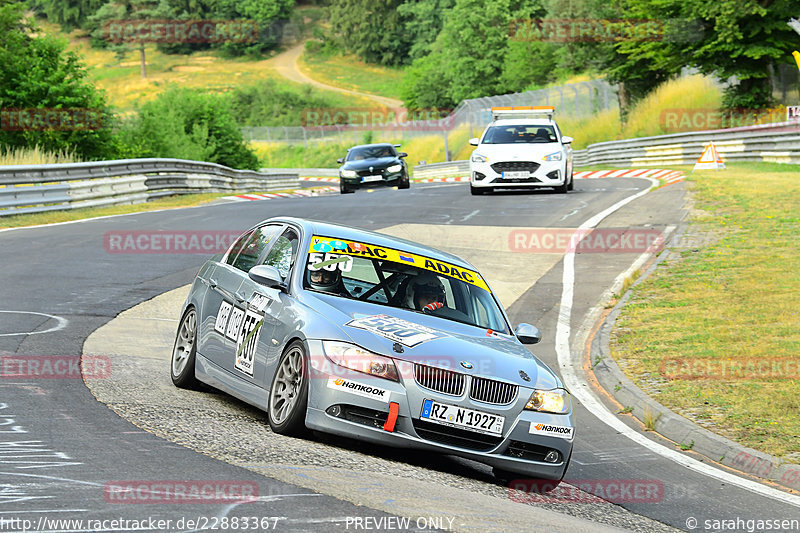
[1,179,797,532]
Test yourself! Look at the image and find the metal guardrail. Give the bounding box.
[412,161,470,179]
[259,167,339,177]
[573,121,800,167]
[0,158,298,217]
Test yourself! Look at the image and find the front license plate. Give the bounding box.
[420,399,504,436]
[362,175,383,183]
[502,171,529,179]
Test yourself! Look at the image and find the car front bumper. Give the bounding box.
[340,171,405,189]
[470,160,567,189]
[305,340,574,480]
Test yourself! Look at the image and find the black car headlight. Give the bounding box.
[387,164,403,173]
[341,170,357,178]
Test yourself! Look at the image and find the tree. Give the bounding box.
[401,0,511,107]
[330,0,412,66]
[396,0,455,61]
[89,0,162,79]
[213,0,295,56]
[26,0,107,31]
[0,0,115,159]
[117,87,259,169]
[612,0,798,109]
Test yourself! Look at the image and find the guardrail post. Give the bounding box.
[443,130,450,162]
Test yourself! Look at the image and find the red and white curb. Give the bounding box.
[574,168,685,186]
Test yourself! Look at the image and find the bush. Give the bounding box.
[116,87,259,169]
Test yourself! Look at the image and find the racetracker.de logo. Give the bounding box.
[659,107,787,132]
[509,18,666,43]
[104,231,241,254]
[103,20,259,44]
[509,228,665,254]
[1,108,103,131]
[1,355,111,379]
[302,107,454,131]
[508,478,664,504]
[661,358,800,381]
[104,480,258,503]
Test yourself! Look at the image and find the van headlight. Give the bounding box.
[542,152,562,161]
[471,153,488,163]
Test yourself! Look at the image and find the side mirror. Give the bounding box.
[515,323,541,345]
[561,136,573,144]
[398,152,408,158]
[469,137,480,146]
[248,265,283,288]
[337,157,344,164]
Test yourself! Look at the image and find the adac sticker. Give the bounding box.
[309,235,490,292]
[529,422,574,440]
[345,314,442,347]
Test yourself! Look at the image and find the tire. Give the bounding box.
[555,179,568,194]
[268,341,309,436]
[340,181,354,194]
[567,172,574,191]
[171,307,199,389]
[471,184,491,195]
[398,175,410,189]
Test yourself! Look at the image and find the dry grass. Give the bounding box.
[299,50,406,101]
[0,146,80,165]
[610,163,800,461]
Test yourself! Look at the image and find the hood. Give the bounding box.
[474,143,561,161]
[341,157,400,171]
[305,293,560,390]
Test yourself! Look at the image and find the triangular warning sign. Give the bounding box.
[693,142,725,171]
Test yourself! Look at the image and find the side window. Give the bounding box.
[262,229,299,282]
[226,230,254,267]
[230,225,281,272]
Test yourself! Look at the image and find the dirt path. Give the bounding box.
[270,42,404,108]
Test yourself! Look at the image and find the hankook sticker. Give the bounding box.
[529,422,574,440]
[327,377,389,403]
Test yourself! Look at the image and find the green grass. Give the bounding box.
[300,47,406,101]
[610,162,800,462]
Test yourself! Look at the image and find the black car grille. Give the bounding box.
[491,161,541,173]
[414,364,465,396]
[356,169,385,178]
[504,440,559,463]
[412,419,503,451]
[494,176,541,184]
[470,377,518,405]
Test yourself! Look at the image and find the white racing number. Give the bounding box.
[235,309,263,377]
[308,252,353,272]
[214,302,233,334]
[225,307,245,341]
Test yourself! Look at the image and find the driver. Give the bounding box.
[309,268,346,295]
[406,273,446,313]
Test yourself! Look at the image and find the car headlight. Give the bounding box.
[341,169,357,178]
[322,341,399,381]
[387,164,402,173]
[543,151,562,161]
[471,153,488,163]
[525,388,571,414]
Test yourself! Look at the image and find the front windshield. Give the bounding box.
[482,125,557,144]
[346,145,396,161]
[304,236,510,334]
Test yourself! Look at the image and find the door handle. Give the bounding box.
[208,278,218,288]
[235,291,246,303]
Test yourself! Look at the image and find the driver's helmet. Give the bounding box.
[406,272,445,311]
[309,268,341,293]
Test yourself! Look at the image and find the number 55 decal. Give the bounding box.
[308,252,353,272]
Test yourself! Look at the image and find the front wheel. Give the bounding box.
[171,307,199,389]
[340,181,354,194]
[471,184,491,195]
[268,341,309,436]
[398,175,410,189]
[567,172,574,191]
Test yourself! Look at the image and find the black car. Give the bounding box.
[337,143,410,194]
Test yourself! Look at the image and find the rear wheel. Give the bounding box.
[268,341,309,436]
[171,307,199,389]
